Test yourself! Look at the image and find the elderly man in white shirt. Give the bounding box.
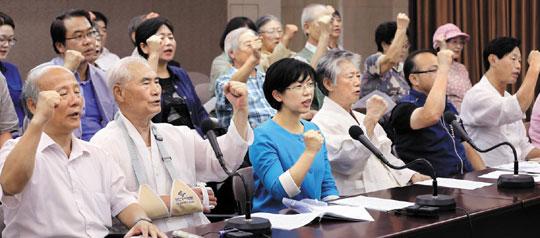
[91,56,252,232]
[312,50,429,195]
[461,37,540,167]
[0,65,165,237]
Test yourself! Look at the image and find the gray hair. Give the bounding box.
[301,4,327,35]
[316,49,362,95]
[224,28,257,58]
[106,56,152,90]
[255,15,280,32]
[22,65,73,118]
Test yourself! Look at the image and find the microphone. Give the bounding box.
[201,119,271,236]
[201,119,229,175]
[443,111,534,189]
[349,125,456,211]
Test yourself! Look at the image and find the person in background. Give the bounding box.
[328,10,342,50]
[0,64,165,237]
[255,15,297,71]
[92,10,120,71]
[136,16,209,135]
[0,12,24,130]
[312,50,428,195]
[0,72,17,147]
[361,13,411,103]
[462,37,540,167]
[209,16,257,98]
[432,23,472,111]
[250,58,338,213]
[41,9,116,141]
[215,28,275,129]
[295,4,335,113]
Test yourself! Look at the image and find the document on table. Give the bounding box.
[479,170,540,182]
[414,177,492,190]
[494,161,540,174]
[331,195,414,212]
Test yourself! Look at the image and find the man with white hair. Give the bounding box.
[295,4,335,112]
[0,65,165,237]
[91,56,253,231]
[312,50,429,195]
[215,27,275,128]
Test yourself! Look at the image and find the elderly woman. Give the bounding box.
[0,12,23,130]
[312,50,428,195]
[136,17,209,135]
[250,58,338,213]
[209,17,257,97]
[255,15,297,71]
[91,56,252,231]
[432,23,472,111]
[215,27,275,128]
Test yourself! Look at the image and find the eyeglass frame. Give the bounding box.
[410,68,438,75]
[259,28,283,35]
[0,37,16,47]
[286,81,315,92]
[65,30,99,42]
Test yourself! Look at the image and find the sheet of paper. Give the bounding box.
[248,212,321,230]
[313,204,374,221]
[479,170,540,182]
[331,195,414,212]
[414,177,492,190]
[494,161,540,174]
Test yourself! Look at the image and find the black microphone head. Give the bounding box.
[201,119,217,135]
[348,125,364,139]
[444,111,457,123]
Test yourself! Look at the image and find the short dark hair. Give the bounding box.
[403,49,436,86]
[483,37,521,71]
[263,58,316,110]
[220,17,256,51]
[0,12,15,29]
[92,10,108,26]
[135,16,174,59]
[50,9,92,54]
[375,21,409,52]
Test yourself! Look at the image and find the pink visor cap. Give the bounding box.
[432,23,470,49]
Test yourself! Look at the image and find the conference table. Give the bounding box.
[173,169,540,237]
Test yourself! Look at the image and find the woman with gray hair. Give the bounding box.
[312,49,428,195]
[255,15,298,71]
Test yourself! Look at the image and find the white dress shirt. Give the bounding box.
[0,133,136,237]
[95,47,121,71]
[312,97,415,195]
[461,76,535,167]
[91,112,253,232]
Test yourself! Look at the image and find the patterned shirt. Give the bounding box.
[447,62,472,112]
[215,67,275,128]
[361,52,410,102]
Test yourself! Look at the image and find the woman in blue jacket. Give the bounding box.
[136,17,209,136]
[250,58,339,213]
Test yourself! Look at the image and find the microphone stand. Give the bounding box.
[370,151,456,211]
[217,154,272,236]
[468,142,534,189]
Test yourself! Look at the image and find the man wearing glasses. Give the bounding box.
[39,9,116,141]
[389,48,485,177]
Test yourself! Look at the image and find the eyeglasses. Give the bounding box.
[65,30,99,42]
[259,28,283,35]
[286,81,315,93]
[410,68,438,74]
[0,37,16,47]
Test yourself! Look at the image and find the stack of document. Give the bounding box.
[494,161,540,174]
[479,170,540,182]
[331,195,414,212]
